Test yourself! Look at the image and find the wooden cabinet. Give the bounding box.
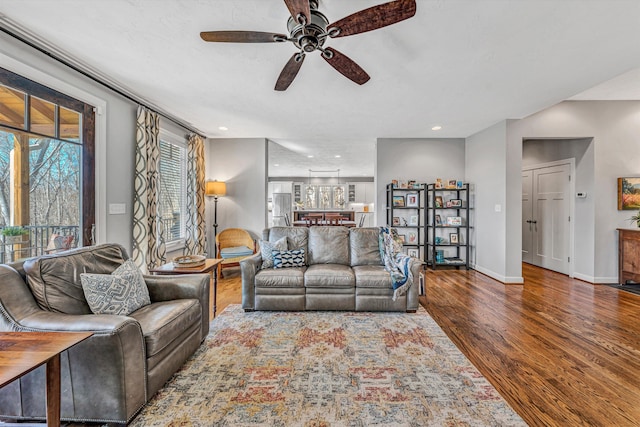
[618,228,640,284]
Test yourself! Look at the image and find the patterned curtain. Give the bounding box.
[132,106,166,272]
[184,133,207,256]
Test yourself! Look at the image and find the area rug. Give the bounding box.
[606,283,640,297]
[130,305,525,426]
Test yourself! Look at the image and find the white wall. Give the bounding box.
[375,138,466,226]
[507,101,640,283]
[465,121,513,281]
[205,138,267,256]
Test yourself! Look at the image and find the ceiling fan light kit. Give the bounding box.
[200,0,417,91]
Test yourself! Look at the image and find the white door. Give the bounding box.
[522,170,533,263]
[522,163,571,274]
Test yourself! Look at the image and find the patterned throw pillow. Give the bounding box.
[272,249,306,269]
[80,259,151,316]
[259,237,287,269]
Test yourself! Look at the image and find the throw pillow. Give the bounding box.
[80,259,151,316]
[272,249,306,269]
[259,237,287,269]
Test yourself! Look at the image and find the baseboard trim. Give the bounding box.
[474,265,524,284]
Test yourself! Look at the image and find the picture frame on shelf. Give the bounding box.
[406,193,419,207]
[435,214,443,226]
[408,248,419,258]
[456,180,464,189]
[447,216,462,226]
[446,179,457,189]
[450,233,459,244]
[391,179,398,188]
[450,199,462,207]
[392,195,405,207]
[407,180,416,189]
[434,196,443,208]
[398,234,406,243]
[392,216,400,226]
[434,178,443,189]
[409,215,419,226]
[407,231,417,243]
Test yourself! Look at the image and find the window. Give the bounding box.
[158,130,186,251]
[0,67,94,259]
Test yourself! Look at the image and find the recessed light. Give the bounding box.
[431,125,442,131]
[218,126,228,131]
[307,155,314,158]
[335,155,341,158]
[274,164,279,167]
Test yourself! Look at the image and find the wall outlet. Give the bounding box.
[109,203,126,215]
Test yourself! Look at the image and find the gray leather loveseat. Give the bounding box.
[241,226,420,312]
[0,243,209,425]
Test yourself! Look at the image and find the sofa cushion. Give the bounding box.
[305,264,355,288]
[80,259,151,315]
[24,243,129,314]
[350,228,382,266]
[259,237,287,269]
[129,299,201,370]
[308,226,350,266]
[352,265,393,289]
[256,267,306,288]
[267,226,309,264]
[273,249,305,268]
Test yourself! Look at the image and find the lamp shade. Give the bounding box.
[205,180,226,197]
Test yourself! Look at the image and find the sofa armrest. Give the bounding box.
[0,311,147,423]
[406,258,423,311]
[240,253,262,310]
[143,273,210,340]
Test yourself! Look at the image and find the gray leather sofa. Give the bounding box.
[241,226,420,312]
[0,243,209,425]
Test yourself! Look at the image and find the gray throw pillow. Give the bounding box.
[80,259,151,316]
[259,237,287,269]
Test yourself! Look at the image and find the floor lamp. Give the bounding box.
[205,180,226,255]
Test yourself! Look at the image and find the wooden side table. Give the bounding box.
[0,331,93,427]
[149,259,223,318]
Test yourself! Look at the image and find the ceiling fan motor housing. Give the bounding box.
[287,7,329,52]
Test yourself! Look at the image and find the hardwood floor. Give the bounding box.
[421,263,640,427]
[218,264,640,426]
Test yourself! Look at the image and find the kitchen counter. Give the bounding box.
[293,211,355,221]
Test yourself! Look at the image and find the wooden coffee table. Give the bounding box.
[0,331,92,427]
[149,258,223,319]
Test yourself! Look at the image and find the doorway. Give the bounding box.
[522,160,573,275]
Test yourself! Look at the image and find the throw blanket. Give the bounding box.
[379,226,413,301]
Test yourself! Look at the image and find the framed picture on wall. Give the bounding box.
[618,177,640,210]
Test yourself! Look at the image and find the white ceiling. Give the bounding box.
[2,0,640,177]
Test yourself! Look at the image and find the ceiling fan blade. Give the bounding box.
[321,47,370,86]
[327,0,417,38]
[275,52,306,91]
[283,0,311,25]
[200,31,288,43]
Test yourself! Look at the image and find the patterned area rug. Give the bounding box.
[131,305,525,426]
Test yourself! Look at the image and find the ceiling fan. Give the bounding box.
[200,0,417,91]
